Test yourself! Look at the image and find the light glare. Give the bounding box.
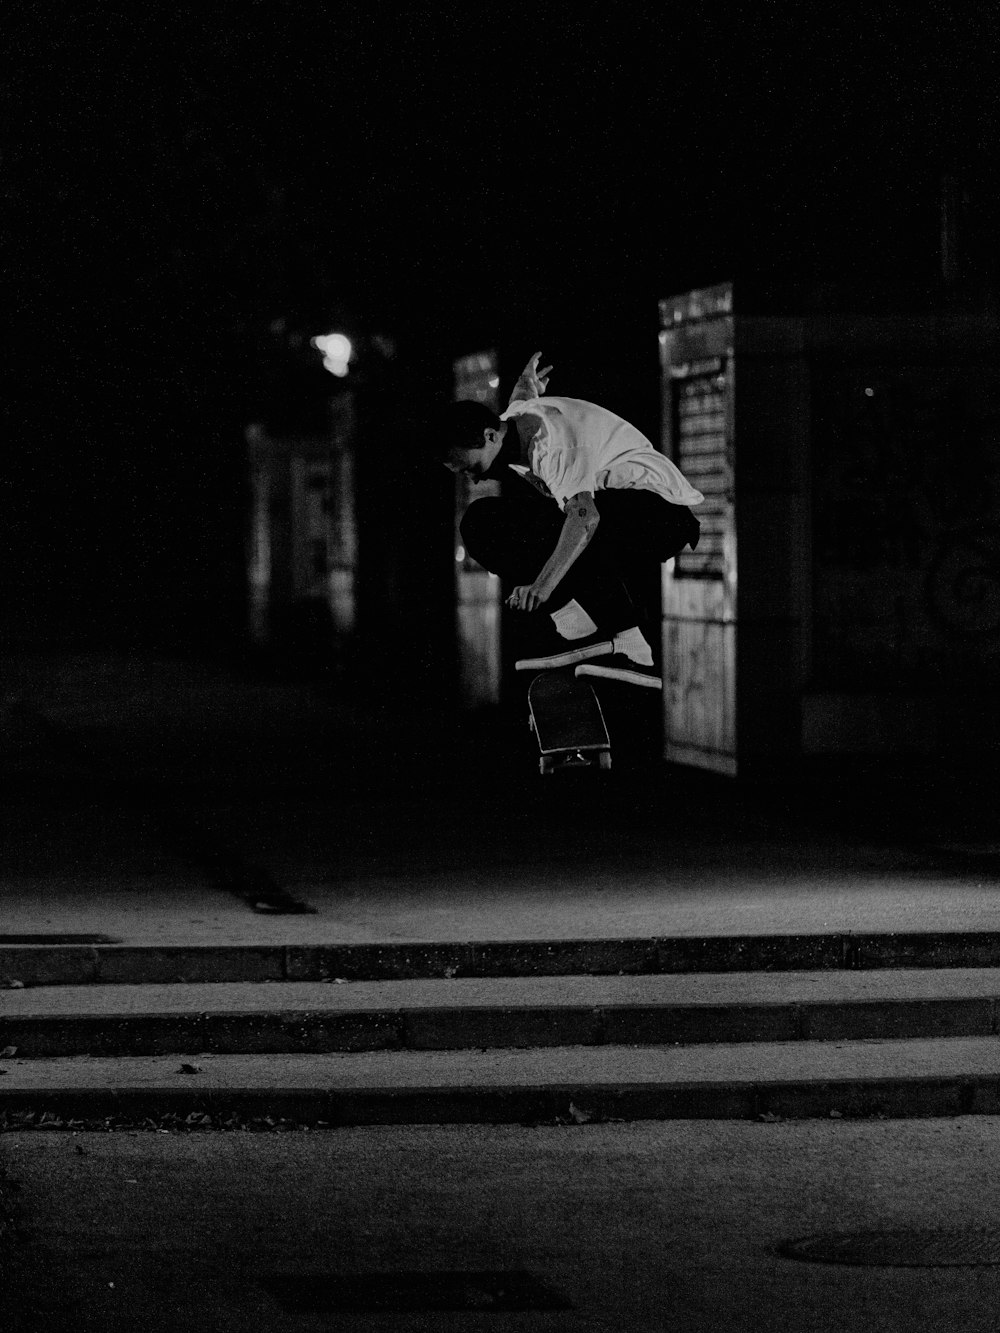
[311,332,353,377]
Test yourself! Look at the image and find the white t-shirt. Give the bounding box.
[499,395,704,510]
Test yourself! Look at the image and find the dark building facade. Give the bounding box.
[660,283,1000,775]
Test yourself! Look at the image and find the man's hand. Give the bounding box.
[514,351,552,399]
[507,583,550,612]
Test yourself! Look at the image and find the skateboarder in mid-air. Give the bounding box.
[438,352,704,688]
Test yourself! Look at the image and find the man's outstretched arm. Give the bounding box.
[506,491,600,612]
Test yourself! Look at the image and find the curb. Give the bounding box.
[2,993,999,1057]
[6,933,1000,986]
[0,1075,996,1127]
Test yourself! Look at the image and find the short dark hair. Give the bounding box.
[435,399,501,458]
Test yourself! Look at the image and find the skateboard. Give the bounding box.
[527,669,612,776]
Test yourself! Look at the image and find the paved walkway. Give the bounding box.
[1,651,997,947]
[8,1119,1000,1332]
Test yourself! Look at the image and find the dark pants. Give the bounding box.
[460,490,700,637]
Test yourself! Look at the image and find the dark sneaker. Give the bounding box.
[515,638,615,672]
[575,655,662,689]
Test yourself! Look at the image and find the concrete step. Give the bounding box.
[7,930,1000,986]
[4,1036,1000,1125]
[4,970,1000,1056]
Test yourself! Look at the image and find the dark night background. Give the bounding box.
[5,2,999,673]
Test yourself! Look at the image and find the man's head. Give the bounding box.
[437,400,507,481]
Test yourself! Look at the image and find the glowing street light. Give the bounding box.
[311,332,353,377]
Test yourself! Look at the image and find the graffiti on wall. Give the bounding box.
[812,366,1000,687]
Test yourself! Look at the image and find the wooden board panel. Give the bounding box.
[662,617,736,769]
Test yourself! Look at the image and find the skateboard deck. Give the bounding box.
[527,670,612,776]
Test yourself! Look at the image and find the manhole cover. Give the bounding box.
[261,1270,572,1313]
[782,1229,1000,1267]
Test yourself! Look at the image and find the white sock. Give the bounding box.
[550,599,598,641]
[613,627,653,666]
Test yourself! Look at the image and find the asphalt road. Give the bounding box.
[4,1118,1000,1331]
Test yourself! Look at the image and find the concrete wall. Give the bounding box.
[661,292,1000,772]
[804,316,1000,754]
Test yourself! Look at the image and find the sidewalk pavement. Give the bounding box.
[1,650,998,948]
